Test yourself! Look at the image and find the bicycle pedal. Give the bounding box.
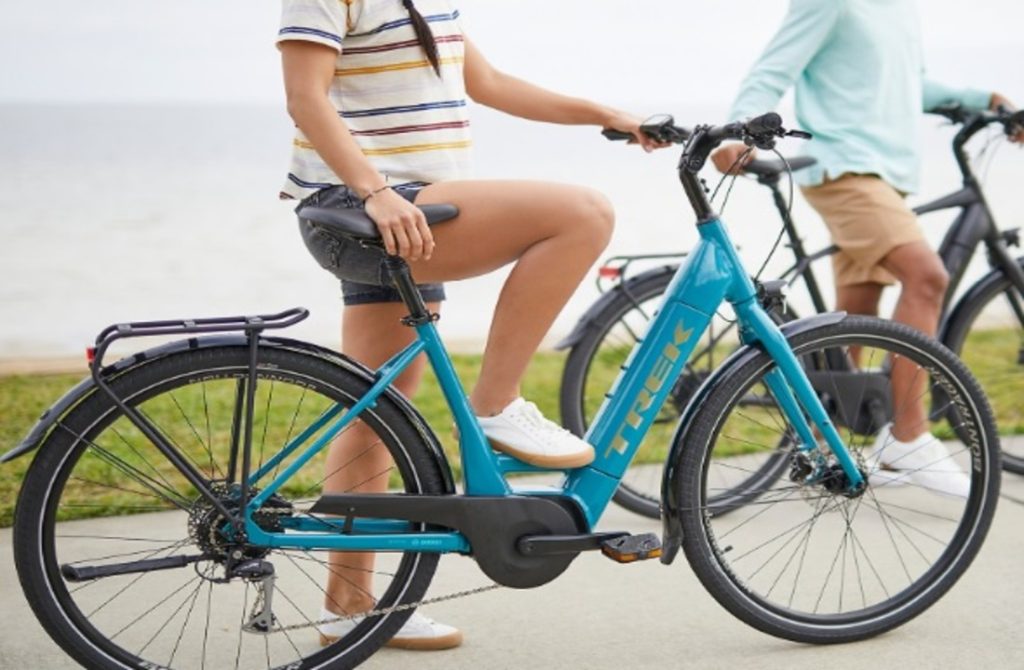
[600,533,662,563]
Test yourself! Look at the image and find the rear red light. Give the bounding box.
[86,347,96,364]
[598,266,622,279]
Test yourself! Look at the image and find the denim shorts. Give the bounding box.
[296,183,445,305]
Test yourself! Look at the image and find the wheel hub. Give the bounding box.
[187,483,288,562]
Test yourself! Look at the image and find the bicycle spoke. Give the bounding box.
[169,390,224,481]
[256,381,275,473]
[58,423,190,510]
[273,387,309,482]
[112,575,202,641]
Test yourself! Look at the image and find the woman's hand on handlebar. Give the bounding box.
[603,110,670,152]
[364,187,434,261]
[712,143,756,175]
[990,93,1024,144]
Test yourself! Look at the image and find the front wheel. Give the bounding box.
[942,261,1024,474]
[675,317,1000,643]
[14,345,447,670]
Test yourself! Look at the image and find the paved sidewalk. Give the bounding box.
[2,476,1022,669]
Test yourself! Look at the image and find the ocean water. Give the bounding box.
[1,102,1022,359]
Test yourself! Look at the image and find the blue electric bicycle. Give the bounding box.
[5,115,1001,669]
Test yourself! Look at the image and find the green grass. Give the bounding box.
[0,352,566,528]
[1,327,1019,528]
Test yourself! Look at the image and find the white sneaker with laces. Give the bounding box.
[476,398,595,468]
[866,423,970,498]
[317,607,462,650]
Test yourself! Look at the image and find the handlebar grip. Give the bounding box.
[602,128,635,142]
[745,112,783,135]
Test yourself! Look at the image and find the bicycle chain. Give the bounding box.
[238,512,499,639]
[265,582,502,635]
[225,505,503,635]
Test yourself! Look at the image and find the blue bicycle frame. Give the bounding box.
[240,212,863,553]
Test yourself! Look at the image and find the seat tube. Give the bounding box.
[416,322,509,495]
[383,256,510,495]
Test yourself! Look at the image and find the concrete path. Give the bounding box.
[2,475,1022,669]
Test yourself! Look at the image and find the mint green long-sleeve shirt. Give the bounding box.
[727,0,991,193]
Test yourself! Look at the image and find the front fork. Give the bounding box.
[736,300,865,492]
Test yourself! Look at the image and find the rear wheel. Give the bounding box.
[14,345,446,669]
[677,317,1000,643]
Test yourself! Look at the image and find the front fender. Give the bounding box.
[1,335,456,494]
[659,311,847,565]
[939,257,1024,347]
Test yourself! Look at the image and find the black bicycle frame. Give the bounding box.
[916,114,1024,317]
[599,115,1023,330]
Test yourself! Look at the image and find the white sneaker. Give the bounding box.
[317,607,462,650]
[477,398,595,468]
[866,423,970,498]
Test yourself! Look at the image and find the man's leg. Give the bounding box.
[877,241,949,441]
[835,282,883,317]
[803,176,941,441]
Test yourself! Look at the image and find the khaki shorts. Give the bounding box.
[800,174,925,287]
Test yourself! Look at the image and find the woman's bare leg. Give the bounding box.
[323,301,438,614]
[413,180,614,415]
[323,179,613,610]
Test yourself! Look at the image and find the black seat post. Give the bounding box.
[382,256,435,326]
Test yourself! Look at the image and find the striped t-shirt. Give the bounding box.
[277,0,473,200]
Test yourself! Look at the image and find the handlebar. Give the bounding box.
[927,102,1024,136]
[604,112,811,175]
[603,112,811,221]
[925,103,1023,181]
[602,117,691,144]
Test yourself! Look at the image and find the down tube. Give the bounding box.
[565,248,731,524]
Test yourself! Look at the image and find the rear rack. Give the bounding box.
[87,307,310,530]
[90,307,309,369]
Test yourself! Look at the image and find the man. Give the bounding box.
[713,0,1021,496]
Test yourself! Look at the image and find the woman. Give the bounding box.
[278,0,658,650]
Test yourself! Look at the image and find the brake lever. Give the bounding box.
[786,129,813,140]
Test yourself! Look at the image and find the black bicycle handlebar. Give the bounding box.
[602,112,810,220]
[602,112,806,152]
[925,103,1023,180]
[602,117,691,144]
[927,102,1024,136]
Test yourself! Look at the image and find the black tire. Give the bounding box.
[941,262,1024,475]
[676,317,1000,643]
[560,269,789,517]
[14,345,447,670]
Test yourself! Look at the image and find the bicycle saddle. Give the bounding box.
[298,204,460,242]
[744,156,817,177]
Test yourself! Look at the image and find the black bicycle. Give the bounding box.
[561,105,1024,518]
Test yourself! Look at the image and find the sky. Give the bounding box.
[2,0,1021,107]
[1,1,1022,355]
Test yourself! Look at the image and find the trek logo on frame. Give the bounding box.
[606,322,693,457]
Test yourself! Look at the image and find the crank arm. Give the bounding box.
[517,531,628,556]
